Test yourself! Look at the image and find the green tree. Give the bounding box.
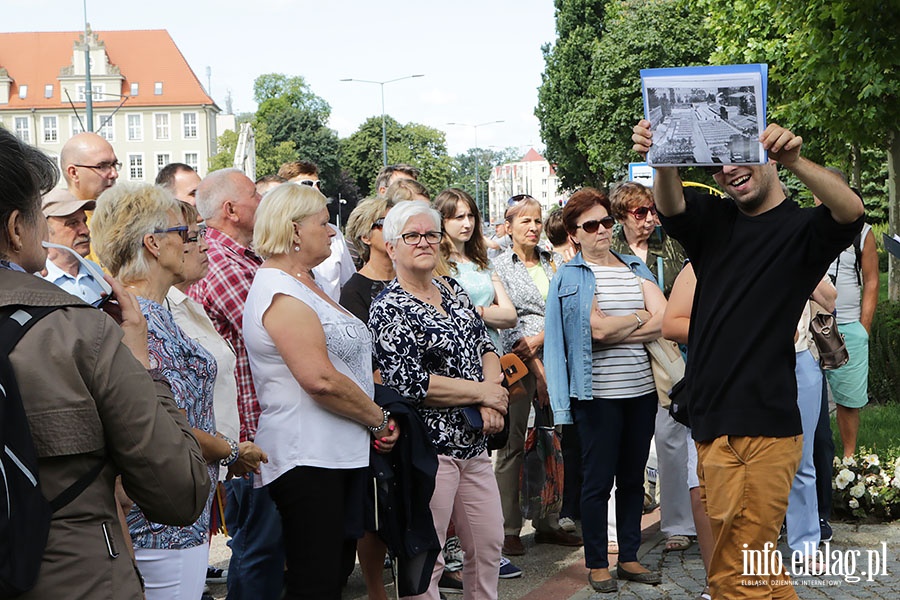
[700,0,900,294]
[208,118,296,177]
[537,0,712,187]
[340,116,454,197]
[450,147,522,214]
[251,74,342,197]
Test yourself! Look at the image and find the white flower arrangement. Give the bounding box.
[833,447,900,520]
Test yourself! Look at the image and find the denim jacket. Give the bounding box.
[545,251,656,425]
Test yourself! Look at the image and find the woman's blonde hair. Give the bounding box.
[384,178,430,202]
[345,197,391,264]
[253,182,327,259]
[91,183,180,280]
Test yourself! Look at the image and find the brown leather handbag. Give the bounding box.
[809,311,849,370]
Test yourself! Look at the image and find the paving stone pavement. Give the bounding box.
[206,517,900,599]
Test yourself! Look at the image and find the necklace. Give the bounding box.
[400,277,437,303]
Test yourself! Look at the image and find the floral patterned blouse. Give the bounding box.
[490,247,558,356]
[127,297,217,550]
[369,277,497,459]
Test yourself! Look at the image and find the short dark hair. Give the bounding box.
[0,128,59,253]
[155,162,195,190]
[562,187,612,236]
[544,209,569,247]
[277,160,318,180]
[375,163,420,194]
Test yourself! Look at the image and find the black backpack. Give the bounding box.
[0,305,105,598]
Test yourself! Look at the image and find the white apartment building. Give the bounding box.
[487,148,566,222]
[0,27,219,181]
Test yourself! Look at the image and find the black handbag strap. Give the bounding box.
[0,304,106,512]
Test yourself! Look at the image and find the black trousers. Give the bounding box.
[812,374,834,520]
[268,466,363,600]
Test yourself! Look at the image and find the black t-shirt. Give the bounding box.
[339,272,390,323]
[660,187,863,442]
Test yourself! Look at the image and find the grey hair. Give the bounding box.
[195,168,244,221]
[382,200,441,243]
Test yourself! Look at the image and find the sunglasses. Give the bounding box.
[507,194,535,206]
[153,225,191,243]
[575,217,615,233]
[628,205,658,220]
[297,179,322,189]
[372,218,385,230]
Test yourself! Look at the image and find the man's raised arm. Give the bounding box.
[632,119,686,216]
[760,123,864,225]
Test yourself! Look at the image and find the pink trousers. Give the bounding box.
[404,451,504,600]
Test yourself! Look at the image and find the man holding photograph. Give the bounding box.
[632,119,863,599]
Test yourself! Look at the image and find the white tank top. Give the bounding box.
[826,222,870,324]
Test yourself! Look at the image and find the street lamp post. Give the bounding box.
[340,74,425,167]
[447,120,504,216]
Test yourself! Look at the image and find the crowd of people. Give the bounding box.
[2,113,871,600]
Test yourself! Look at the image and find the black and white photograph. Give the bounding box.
[640,64,767,168]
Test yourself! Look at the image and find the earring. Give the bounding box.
[294,244,300,252]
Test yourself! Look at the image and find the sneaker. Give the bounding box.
[499,556,523,579]
[820,519,833,543]
[558,517,577,533]
[443,535,464,572]
[206,566,227,584]
[438,570,463,593]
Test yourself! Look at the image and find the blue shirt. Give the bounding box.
[544,251,656,425]
[42,257,106,304]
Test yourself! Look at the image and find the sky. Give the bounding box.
[2,0,558,156]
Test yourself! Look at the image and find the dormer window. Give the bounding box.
[44,84,53,98]
[131,82,139,96]
[154,82,163,95]
[18,85,27,99]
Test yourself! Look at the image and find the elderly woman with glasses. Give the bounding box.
[544,187,666,593]
[369,200,508,600]
[242,183,398,600]
[610,181,695,554]
[91,183,266,599]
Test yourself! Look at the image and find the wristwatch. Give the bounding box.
[220,435,239,467]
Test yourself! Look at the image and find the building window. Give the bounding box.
[154,113,170,140]
[156,153,171,173]
[183,113,198,139]
[77,84,103,102]
[541,178,547,185]
[18,85,27,99]
[14,117,30,142]
[184,152,198,171]
[128,154,144,180]
[44,84,53,99]
[130,82,139,96]
[96,115,114,142]
[127,114,143,141]
[70,116,85,136]
[43,116,58,143]
[154,82,163,95]
[542,191,548,198]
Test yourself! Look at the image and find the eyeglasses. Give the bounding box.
[186,226,207,244]
[297,179,322,189]
[575,217,615,233]
[399,231,443,246]
[507,194,535,206]
[73,160,122,174]
[372,218,385,230]
[153,225,190,243]
[628,205,658,220]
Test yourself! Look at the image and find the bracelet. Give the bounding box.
[633,313,644,328]
[219,435,239,467]
[368,408,391,434]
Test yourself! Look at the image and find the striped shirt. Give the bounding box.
[588,264,655,399]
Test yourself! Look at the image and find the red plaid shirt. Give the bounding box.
[188,227,262,442]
